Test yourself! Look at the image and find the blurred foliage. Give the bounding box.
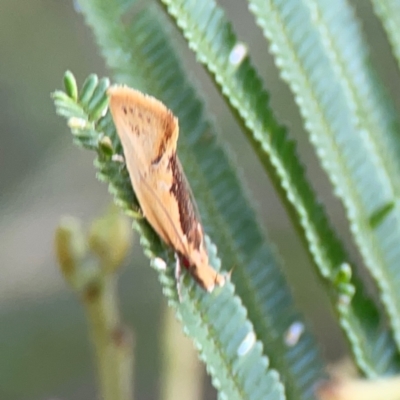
[3,0,400,399]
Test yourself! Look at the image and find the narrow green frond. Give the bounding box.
[89,2,328,397]
[248,0,400,355]
[58,0,328,397]
[371,0,400,72]
[302,0,400,195]
[54,75,285,400]
[158,0,400,375]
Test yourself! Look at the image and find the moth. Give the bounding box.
[107,86,226,292]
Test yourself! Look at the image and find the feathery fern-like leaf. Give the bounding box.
[107,4,326,398]
[54,73,285,400]
[55,0,319,398]
[159,0,400,376]
[59,0,332,396]
[371,0,400,73]
[248,0,400,357]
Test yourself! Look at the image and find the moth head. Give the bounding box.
[107,86,179,158]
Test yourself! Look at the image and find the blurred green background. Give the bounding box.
[1,0,400,399]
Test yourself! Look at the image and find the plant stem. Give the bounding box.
[83,274,134,400]
[161,305,204,400]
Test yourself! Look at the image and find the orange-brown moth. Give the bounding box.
[107,86,225,292]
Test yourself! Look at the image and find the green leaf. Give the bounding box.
[63,70,78,101]
[88,77,110,119]
[85,1,329,397]
[54,72,285,400]
[79,74,99,107]
[248,0,400,361]
[55,0,329,398]
[372,0,400,73]
[158,0,400,376]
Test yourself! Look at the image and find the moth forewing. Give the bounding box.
[107,87,178,172]
[107,86,225,291]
